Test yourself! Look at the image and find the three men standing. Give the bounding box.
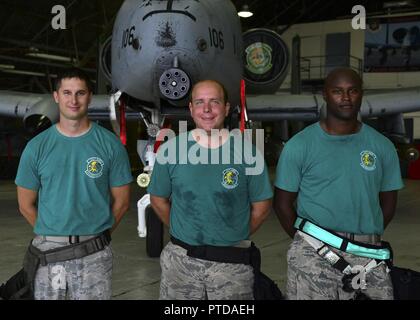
[12,68,404,300]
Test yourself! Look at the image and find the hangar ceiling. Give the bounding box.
[0,0,420,93]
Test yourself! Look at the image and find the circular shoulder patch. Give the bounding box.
[360,150,377,171]
[221,168,239,189]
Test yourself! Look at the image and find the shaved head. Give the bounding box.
[324,68,362,90]
[322,67,363,123]
[190,80,228,104]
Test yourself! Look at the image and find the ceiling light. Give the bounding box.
[238,5,253,18]
[0,69,57,77]
[0,63,15,70]
[26,52,75,63]
[383,1,416,9]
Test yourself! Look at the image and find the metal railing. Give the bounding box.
[300,55,363,81]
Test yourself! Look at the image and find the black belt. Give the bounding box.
[170,236,284,300]
[31,230,111,266]
[170,236,253,265]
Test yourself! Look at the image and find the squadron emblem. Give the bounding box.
[85,157,104,178]
[245,42,273,75]
[221,168,239,189]
[360,150,377,171]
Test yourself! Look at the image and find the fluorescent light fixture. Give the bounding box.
[26,52,75,63]
[0,63,15,70]
[383,1,416,9]
[238,5,253,18]
[0,69,57,77]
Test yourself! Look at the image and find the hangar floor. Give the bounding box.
[1,177,420,300]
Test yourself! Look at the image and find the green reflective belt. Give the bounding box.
[294,217,391,260]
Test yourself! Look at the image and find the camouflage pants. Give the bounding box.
[286,232,393,300]
[160,241,254,300]
[32,236,113,300]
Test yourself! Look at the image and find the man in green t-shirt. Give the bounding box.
[15,68,133,299]
[273,68,403,300]
[148,80,273,299]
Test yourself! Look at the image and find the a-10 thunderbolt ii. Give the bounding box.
[1,0,420,257]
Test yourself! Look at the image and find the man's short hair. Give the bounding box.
[324,67,363,89]
[55,68,94,93]
[190,79,229,104]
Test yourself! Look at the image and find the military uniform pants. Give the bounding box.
[286,232,393,300]
[160,241,254,300]
[32,236,113,300]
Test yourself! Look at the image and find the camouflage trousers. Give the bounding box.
[32,236,113,300]
[286,232,393,300]
[160,241,254,300]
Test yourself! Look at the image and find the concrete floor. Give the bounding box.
[1,177,420,299]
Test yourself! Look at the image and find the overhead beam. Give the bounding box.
[0,54,95,73]
[0,37,86,56]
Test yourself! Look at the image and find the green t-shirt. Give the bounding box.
[274,122,403,235]
[148,131,273,246]
[15,123,133,235]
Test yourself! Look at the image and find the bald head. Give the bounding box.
[190,80,228,104]
[324,68,363,90]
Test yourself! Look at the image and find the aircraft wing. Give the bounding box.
[0,91,116,131]
[246,89,420,121]
[2,89,420,141]
[359,89,420,117]
[0,91,47,119]
[246,93,321,121]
